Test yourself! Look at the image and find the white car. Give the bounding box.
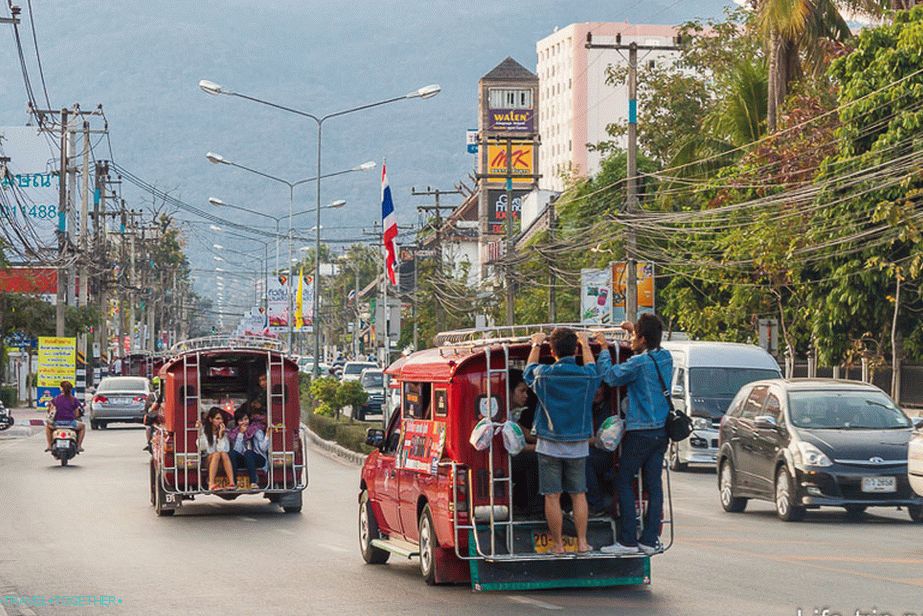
[341,361,378,382]
[909,416,923,496]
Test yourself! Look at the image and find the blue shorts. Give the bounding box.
[537,453,587,495]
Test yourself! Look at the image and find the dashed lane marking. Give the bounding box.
[508,596,563,611]
[239,516,258,522]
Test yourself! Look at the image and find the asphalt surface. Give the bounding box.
[1,418,922,616]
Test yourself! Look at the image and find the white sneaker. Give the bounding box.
[638,541,664,556]
[600,542,640,555]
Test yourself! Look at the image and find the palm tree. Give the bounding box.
[758,0,883,131]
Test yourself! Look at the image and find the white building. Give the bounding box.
[536,22,679,192]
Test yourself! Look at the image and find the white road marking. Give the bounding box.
[239,516,258,522]
[276,529,295,536]
[317,543,349,553]
[508,596,563,611]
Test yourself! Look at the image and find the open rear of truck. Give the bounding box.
[150,336,307,516]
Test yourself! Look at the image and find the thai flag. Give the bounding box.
[381,162,398,285]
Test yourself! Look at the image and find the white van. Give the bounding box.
[662,341,782,471]
[909,421,923,496]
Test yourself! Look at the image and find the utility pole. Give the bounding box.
[548,196,557,322]
[55,108,68,336]
[504,138,514,326]
[586,33,680,322]
[93,161,110,372]
[411,186,462,336]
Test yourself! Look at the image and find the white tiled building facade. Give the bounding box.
[536,22,679,192]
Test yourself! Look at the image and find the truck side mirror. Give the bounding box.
[671,384,685,398]
[365,428,385,448]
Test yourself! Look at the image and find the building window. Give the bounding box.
[488,88,533,109]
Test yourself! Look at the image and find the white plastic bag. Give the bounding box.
[469,418,494,451]
[596,415,625,452]
[501,421,526,456]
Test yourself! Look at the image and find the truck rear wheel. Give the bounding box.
[359,490,389,564]
[154,469,174,517]
[419,505,438,585]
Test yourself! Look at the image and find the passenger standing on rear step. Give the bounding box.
[197,407,235,491]
[524,328,601,555]
[594,314,671,557]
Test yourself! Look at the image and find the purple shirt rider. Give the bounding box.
[52,394,82,422]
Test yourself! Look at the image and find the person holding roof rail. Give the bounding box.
[594,313,672,557]
[524,327,601,554]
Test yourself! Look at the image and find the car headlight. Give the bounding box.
[692,417,711,431]
[797,441,832,467]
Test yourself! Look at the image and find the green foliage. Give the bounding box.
[0,385,17,407]
[309,376,339,410]
[336,380,368,415]
[305,411,374,454]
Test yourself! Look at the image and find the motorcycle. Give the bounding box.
[0,403,13,431]
[50,421,78,466]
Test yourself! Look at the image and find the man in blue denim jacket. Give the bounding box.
[524,327,601,554]
[594,313,672,556]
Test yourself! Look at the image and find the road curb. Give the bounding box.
[304,426,365,466]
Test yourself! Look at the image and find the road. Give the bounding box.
[1,422,921,616]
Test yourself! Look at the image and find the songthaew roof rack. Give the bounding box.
[433,323,632,349]
[170,335,288,355]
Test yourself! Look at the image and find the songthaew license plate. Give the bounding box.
[862,476,896,493]
[532,531,579,554]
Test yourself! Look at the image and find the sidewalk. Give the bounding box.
[0,407,46,439]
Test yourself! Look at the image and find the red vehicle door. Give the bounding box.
[372,411,404,537]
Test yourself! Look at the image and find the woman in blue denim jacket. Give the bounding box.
[594,314,672,557]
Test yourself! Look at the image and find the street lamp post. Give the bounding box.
[199,79,440,375]
[206,154,371,350]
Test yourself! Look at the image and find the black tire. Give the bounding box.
[60,455,68,467]
[149,462,157,506]
[774,466,805,522]
[844,505,867,520]
[669,442,688,472]
[281,491,302,514]
[419,505,439,585]
[908,505,923,523]
[718,459,748,513]
[154,470,175,517]
[90,420,98,430]
[359,490,389,564]
[99,421,108,430]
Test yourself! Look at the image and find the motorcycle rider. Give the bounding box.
[44,380,86,453]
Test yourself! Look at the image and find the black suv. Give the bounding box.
[717,379,923,522]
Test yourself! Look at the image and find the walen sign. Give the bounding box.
[487,108,534,133]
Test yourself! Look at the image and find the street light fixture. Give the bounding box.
[200,78,439,371]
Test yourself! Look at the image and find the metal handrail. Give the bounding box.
[434,323,631,348]
[170,335,288,355]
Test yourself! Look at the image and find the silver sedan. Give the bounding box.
[89,376,153,429]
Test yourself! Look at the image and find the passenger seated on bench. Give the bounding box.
[197,407,235,491]
[509,370,543,516]
[586,385,616,515]
[228,409,271,486]
[244,373,269,431]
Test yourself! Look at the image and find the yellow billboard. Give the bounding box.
[486,143,534,184]
[611,262,655,322]
[37,336,76,407]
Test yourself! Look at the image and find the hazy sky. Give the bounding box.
[0,1,734,304]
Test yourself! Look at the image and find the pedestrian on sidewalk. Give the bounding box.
[524,327,601,554]
[594,314,671,556]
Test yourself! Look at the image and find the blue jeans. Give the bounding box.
[586,448,615,510]
[615,428,668,547]
[229,450,265,484]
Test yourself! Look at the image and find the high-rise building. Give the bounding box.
[536,22,678,192]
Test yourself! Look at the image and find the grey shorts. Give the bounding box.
[537,453,586,495]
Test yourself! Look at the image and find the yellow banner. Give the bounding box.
[37,337,76,388]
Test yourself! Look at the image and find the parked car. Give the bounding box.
[662,341,781,471]
[354,368,385,421]
[89,376,154,429]
[341,361,377,382]
[908,415,923,496]
[717,379,923,522]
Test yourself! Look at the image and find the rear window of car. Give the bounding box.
[360,371,384,387]
[98,377,148,393]
[345,363,376,375]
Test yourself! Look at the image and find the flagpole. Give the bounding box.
[381,159,389,367]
